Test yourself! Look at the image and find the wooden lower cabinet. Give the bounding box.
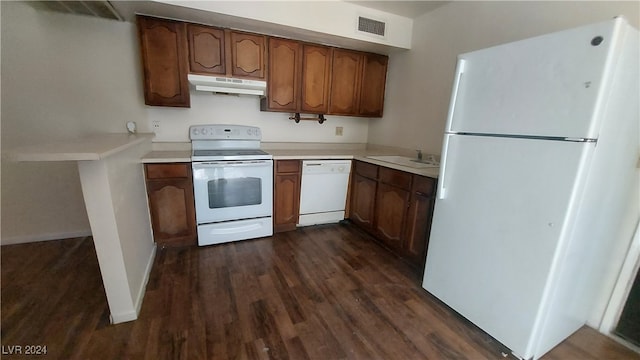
[403,176,437,268]
[274,160,301,233]
[144,163,197,246]
[375,182,409,253]
[349,160,437,271]
[350,161,378,231]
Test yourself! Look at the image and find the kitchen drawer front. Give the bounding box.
[412,175,436,197]
[145,163,190,179]
[355,161,378,179]
[379,167,412,190]
[276,160,301,174]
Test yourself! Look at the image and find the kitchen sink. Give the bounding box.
[365,155,439,168]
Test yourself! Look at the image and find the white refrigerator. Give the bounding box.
[422,17,639,360]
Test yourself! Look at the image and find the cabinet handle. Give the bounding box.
[415,191,433,198]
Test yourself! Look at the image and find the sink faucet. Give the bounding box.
[416,149,423,161]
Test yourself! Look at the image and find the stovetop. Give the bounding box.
[190,125,271,161]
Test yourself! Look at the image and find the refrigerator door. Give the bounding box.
[447,19,619,139]
[423,134,594,359]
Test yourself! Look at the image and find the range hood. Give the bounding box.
[188,74,266,96]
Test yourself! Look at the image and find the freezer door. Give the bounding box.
[423,134,594,359]
[447,19,619,139]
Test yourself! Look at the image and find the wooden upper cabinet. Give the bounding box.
[301,45,332,113]
[263,37,302,112]
[187,26,265,80]
[228,31,266,80]
[359,53,388,117]
[328,49,363,115]
[137,15,190,107]
[187,24,226,75]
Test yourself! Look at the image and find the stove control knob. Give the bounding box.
[201,128,208,136]
[192,128,199,136]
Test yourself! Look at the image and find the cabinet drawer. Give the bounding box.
[355,161,378,179]
[412,175,436,197]
[379,167,411,190]
[276,160,301,174]
[145,163,190,179]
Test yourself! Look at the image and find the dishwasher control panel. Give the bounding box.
[302,160,351,174]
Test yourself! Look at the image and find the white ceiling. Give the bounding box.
[345,1,448,18]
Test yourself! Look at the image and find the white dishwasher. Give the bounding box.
[298,160,352,226]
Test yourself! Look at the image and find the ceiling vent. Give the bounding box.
[357,16,386,37]
[32,1,123,21]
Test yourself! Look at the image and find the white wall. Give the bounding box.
[154,0,413,49]
[0,2,370,244]
[1,2,148,244]
[370,1,640,154]
[149,93,368,143]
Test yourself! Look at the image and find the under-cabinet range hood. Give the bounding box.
[187,74,266,96]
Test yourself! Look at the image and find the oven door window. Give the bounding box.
[208,177,262,208]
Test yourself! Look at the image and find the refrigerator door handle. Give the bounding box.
[445,59,466,132]
[438,134,452,199]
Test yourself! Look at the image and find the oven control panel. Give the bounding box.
[190,124,262,141]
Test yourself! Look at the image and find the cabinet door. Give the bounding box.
[274,161,301,233]
[350,174,377,231]
[403,176,436,269]
[146,178,197,246]
[301,45,332,113]
[375,183,409,252]
[187,24,226,75]
[264,38,302,112]
[136,16,190,107]
[359,53,388,117]
[229,31,266,79]
[328,49,362,115]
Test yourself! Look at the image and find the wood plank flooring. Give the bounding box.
[2,223,639,359]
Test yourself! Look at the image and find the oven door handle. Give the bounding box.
[193,160,273,168]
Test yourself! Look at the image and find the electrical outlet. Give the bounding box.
[335,126,343,136]
[152,120,161,133]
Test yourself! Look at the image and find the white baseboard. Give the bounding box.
[134,244,157,316]
[109,310,138,324]
[297,211,345,227]
[1,230,92,245]
[109,244,156,325]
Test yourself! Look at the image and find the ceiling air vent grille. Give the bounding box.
[357,16,386,37]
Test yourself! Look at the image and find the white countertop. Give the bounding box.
[141,146,439,178]
[9,133,155,162]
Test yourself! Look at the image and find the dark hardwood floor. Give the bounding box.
[2,223,638,359]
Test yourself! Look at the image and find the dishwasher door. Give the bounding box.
[298,160,351,226]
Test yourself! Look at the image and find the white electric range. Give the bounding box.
[190,124,273,246]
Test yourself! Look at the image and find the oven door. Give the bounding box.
[192,160,273,224]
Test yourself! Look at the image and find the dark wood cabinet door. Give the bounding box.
[229,31,266,80]
[264,38,302,112]
[403,176,436,269]
[350,174,377,231]
[187,24,226,75]
[375,183,409,252]
[328,49,362,115]
[145,164,197,246]
[301,45,332,113]
[359,53,388,117]
[137,15,190,107]
[274,160,301,233]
